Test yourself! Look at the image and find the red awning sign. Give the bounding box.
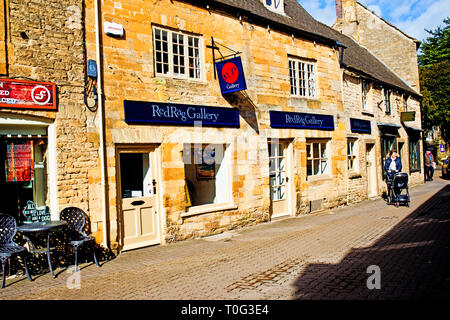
[0,78,57,110]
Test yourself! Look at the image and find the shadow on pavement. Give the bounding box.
[292,185,450,300]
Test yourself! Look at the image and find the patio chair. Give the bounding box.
[0,213,33,288]
[60,207,100,272]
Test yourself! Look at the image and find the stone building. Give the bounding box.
[0,1,97,226]
[331,0,424,201]
[0,0,423,254]
[81,0,423,252]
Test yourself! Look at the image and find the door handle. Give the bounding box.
[131,200,145,206]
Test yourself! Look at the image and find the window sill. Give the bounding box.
[361,111,374,117]
[182,203,238,218]
[154,75,206,85]
[349,171,362,179]
[306,174,332,182]
[290,95,319,102]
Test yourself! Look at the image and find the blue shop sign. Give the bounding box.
[215,57,247,95]
[124,100,240,128]
[350,118,371,134]
[269,111,334,130]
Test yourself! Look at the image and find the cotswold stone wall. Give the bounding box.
[335,0,420,92]
[1,0,99,236]
[342,72,424,201]
[84,0,346,248]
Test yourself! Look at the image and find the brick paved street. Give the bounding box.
[1,175,449,300]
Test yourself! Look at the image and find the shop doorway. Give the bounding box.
[366,143,377,198]
[269,141,292,218]
[117,146,160,251]
[0,138,47,222]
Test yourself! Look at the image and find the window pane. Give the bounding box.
[278,185,286,200]
[307,160,312,175]
[321,160,328,174]
[271,186,277,201]
[278,157,285,171]
[306,144,311,158]
[320,143,327,158]
[313,160,320,175]
[277,171,286,185]
[313,143,319,158]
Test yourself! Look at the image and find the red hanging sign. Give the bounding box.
[6,141,34,182]
[0,78,56,110]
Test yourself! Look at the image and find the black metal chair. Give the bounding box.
[0,213,33,288]
[60,207,100,272]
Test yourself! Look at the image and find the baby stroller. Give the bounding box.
[386,172,410,207]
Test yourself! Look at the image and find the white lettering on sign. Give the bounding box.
[285,114,324,127]
[0,90,10,96]
[31,85,51,105]
[151,105,220,123]
[226,83,240,90]
[0,98,17,104]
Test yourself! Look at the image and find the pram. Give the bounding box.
[386,172,410,207]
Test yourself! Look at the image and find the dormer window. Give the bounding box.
[262,0,285,15]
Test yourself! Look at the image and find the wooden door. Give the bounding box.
[269,142,290,218]
[118,148,160,251]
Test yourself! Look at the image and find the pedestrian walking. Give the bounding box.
[424,149,435,181]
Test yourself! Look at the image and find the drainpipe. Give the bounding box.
[95,0,109,249]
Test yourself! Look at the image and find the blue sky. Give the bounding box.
[298,0,450,42]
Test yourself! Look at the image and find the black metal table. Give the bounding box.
[17,221,68,278]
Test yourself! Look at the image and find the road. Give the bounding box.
[1,175,449,300]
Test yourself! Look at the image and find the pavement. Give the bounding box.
[1,174,449,300]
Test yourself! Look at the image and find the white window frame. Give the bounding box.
[306,139,330,177]
[384,88,391,114]
[347,139,358,172]
[362,80,369,111]
[289,57,317,98]
[182,143,236,217]
[153,26,203,81]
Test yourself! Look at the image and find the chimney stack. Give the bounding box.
[336,0,343,19]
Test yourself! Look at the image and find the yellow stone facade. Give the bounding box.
[0,0,423,253]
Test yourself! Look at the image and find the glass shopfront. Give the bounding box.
[0,137,48,223]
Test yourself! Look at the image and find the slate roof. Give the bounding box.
[201,0,421,97]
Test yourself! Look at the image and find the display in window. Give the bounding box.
[5,140,34,182]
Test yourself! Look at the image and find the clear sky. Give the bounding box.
[299,0,450,42]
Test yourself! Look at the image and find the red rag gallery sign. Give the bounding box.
[0,78,57,110]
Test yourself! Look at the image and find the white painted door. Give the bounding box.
[366,144,377,198]
[119,149,160,251]
[269,142,290,218]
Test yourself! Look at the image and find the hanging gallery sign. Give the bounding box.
[124,100,240,127]
[269,110,335,130]
[215,56,247,95]
[0,78,57,110]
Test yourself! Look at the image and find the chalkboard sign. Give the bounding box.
[22,200,51,223]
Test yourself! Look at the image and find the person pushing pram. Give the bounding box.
[384,149,410,207]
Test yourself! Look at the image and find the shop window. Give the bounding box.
[347,139,358,171]
[384,88,391,114]
[306,140,330,177]
[289,58,316,98]
[409,137,421,172]
[362,80,369,111]
[153,27,202,80]
[183,144,230,207]
[0,138,47,222]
